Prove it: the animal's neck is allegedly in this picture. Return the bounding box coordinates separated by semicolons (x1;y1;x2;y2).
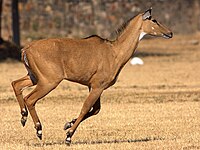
113;15;143;67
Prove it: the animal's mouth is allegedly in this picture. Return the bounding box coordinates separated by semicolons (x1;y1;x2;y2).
162;32;173;39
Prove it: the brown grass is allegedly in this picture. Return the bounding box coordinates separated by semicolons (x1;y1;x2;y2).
1;34;200;149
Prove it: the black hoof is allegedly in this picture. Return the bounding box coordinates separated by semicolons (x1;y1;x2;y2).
21;117;27;127
65;130;73;145
64;119;76;130
37;130;42;140
65;137;71;146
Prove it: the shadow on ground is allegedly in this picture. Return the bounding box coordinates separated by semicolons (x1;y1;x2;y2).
27;136;164;147
135;52;178;58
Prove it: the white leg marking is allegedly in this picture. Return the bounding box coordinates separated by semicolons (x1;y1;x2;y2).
36;122;41;126
38;130;42;134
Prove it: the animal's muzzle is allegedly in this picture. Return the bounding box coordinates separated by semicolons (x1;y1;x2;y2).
162;32;173;39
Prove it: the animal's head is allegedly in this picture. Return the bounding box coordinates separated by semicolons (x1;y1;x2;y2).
141;8;173;39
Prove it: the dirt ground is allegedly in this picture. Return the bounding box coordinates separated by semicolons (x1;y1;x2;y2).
0;34;200;149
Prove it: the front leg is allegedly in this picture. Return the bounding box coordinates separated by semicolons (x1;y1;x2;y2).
64;97;101;130
65;88;103;145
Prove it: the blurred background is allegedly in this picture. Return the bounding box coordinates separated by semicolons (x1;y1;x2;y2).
0;0;199;61
1;1;200;148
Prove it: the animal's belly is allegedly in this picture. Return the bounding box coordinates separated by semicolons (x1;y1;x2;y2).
64;66;96;86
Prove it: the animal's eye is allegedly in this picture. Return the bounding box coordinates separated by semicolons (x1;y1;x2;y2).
152;19;157;23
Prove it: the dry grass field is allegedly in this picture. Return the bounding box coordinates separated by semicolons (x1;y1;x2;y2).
0;34;200;149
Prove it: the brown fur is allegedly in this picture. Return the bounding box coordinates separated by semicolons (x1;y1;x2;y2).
11;9;172;143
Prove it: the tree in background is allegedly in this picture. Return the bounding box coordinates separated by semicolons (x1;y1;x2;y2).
12;0;20;46
0;0;21;61
0;0;2;39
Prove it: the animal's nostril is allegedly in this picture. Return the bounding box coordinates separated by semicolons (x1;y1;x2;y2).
169;32;173;38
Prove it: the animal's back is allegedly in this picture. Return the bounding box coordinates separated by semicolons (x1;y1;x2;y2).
22;36;113;85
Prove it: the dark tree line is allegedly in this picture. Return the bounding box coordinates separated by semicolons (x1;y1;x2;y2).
0;0;20;46
0;0;21;61
0;0;2;40
12;0;20;46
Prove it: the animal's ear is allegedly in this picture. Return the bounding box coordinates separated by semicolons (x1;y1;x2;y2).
142;8;152;20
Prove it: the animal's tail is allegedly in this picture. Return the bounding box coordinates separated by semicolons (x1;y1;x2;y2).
21;49;29;67
21;49;37;85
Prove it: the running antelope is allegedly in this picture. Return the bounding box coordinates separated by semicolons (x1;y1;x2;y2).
11;8;172;144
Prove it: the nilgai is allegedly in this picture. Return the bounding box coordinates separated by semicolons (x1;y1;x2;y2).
11;8;173;145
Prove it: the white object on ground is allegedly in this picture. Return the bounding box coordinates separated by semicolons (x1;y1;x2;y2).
130;57;144;65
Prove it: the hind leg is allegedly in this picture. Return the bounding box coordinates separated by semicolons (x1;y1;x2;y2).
11;75;35;126
24;80;59;140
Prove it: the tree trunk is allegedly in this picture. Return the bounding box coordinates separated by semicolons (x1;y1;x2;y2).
12;0;20;46
0;0;3;38
193;0;200;31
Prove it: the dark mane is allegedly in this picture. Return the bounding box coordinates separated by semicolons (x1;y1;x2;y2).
84;35;102;39
83;35;110;42
115;16;136;37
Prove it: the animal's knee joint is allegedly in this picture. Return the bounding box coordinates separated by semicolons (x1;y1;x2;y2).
24;97;35;108
11;81;22;95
